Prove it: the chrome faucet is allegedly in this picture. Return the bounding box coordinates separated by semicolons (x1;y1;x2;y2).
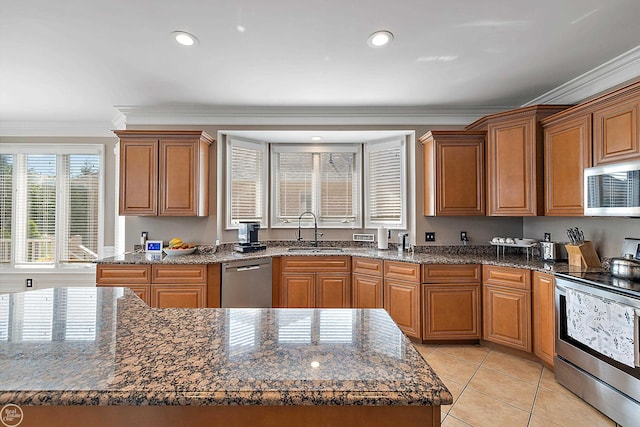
297;211;323;247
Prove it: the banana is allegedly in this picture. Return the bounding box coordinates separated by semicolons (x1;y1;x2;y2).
169;237;182;247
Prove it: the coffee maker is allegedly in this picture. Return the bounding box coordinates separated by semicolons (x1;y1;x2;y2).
234;221;267;253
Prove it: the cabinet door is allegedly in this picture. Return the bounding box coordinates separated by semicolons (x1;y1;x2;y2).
384;280;421;339
487;116;538;216
159;139;199;216
151;284;206;308
316;273;351;308
533;272;555;366
436;138;485;215
544;114;592;216
281;273;315;308
352;273;383;308
483;284;531;352
593;98;640;165
119;139;158;215
422;284;480;341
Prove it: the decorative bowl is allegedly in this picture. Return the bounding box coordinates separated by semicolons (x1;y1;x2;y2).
163;247;196;256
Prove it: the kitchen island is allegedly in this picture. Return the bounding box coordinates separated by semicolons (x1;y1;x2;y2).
0;287;451;427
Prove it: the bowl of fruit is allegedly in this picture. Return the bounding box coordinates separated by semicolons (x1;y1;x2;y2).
163;238;196;256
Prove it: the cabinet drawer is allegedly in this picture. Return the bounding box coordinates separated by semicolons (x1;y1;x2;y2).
281;256;350;272
152;265;207;284
422;264;480;284
352;257;383;276
482;265;530;290
384;261;420;283
96;265;151;284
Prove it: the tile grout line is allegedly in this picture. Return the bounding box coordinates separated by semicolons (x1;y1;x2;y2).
526;364;545;427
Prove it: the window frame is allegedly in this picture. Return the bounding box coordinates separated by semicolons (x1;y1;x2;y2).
270;144;362;228
0;144;105;270
363;137;407;229
225;137;269;230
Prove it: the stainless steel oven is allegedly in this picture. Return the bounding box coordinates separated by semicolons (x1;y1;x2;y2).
555;273;640;426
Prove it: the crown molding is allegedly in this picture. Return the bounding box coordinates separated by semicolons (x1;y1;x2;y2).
523;45;640;106
0;120;118;137
115;105;512;126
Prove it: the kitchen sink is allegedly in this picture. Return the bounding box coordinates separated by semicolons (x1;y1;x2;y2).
287;247;344;253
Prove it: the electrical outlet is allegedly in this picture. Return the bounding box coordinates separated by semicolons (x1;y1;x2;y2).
544;232;551;242
460;231;468;241
425;232;436;242
25;278;33;288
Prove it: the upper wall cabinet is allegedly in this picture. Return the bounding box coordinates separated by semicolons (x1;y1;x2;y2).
115;130;214;216
467;106;569;216
593;91;640;165
541;112;592;216
420;131;486;216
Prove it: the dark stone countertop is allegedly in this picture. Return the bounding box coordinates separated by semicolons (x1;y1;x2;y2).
0;287;452;407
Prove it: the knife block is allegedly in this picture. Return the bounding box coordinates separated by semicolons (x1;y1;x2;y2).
565;241;601;268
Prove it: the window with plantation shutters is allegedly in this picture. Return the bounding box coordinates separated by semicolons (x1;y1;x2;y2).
272;145;361;228
364;139;406;228
0;145;103;267
227;139;267;228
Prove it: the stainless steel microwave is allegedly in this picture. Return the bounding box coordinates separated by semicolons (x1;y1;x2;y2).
584;160;640;216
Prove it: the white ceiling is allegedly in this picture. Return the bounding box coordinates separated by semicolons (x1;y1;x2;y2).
1;0;640;132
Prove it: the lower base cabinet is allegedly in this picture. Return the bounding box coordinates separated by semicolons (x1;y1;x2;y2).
384;280;421;339
533;271;555;366
96;264;207;308
482;265;532;352
421;264;481;341
422;284;480;340
280;257;351;308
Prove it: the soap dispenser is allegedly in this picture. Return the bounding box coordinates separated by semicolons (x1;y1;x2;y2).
397;233;408;253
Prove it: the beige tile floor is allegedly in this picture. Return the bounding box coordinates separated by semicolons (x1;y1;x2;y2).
413;343;619;427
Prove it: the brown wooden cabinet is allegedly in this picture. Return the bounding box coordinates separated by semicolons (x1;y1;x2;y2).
482;265;532;352
542;112;592;216
593;96;640;165
96;264;208;308
533;271;555;366
421;264;481;341
115;130;213;216
467;105;569;216
352;257;384;308
96;264;152;305
420;131;486;216
280;256;351;308
383;261;421;339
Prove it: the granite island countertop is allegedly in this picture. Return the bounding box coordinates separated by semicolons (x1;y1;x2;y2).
95;244;590;274
0;287;452;408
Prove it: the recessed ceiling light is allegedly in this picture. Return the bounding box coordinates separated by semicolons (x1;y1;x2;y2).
171;31;199;46
237;25;246;33
311;136;322;141
367;30;394;48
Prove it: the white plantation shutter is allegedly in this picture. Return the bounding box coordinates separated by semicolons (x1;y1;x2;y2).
0;154;12;263
62;155;100;262
365;139;406;228
227;139;268;228
25;155;57;263
319;153;356;223
227;139;267;227
275;152;313;220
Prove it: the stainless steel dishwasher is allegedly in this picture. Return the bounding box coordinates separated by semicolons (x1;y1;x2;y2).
221;258;272;307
